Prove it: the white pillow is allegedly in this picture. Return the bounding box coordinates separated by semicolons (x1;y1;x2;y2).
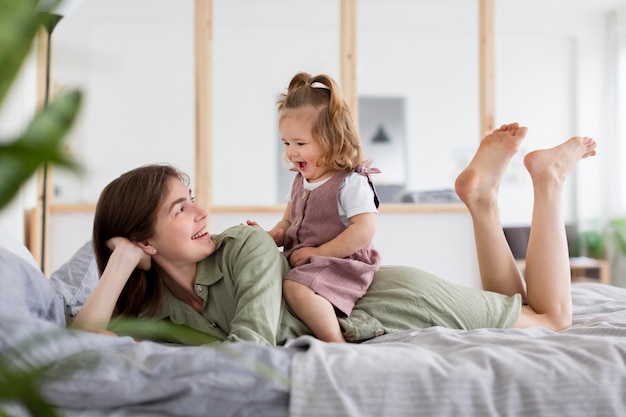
0;223;38;269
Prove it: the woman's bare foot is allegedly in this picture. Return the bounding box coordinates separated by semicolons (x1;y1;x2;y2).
455;123;528;209
523;136;597;185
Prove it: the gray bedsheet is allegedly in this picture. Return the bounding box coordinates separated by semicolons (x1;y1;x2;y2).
288;283;626;417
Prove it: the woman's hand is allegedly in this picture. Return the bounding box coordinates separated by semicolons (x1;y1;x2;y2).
106;237;152;270
72;237;149;332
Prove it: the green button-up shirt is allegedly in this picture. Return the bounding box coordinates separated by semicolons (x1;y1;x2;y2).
148;225;310;346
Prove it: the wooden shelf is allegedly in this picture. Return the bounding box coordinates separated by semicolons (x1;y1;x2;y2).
515;257;610;285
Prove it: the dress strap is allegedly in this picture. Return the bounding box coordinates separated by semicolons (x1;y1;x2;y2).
353;164;381;208
354;165;381;176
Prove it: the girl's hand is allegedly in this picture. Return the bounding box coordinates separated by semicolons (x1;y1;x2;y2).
245;220;285;246
267;228;285;246
289;246;317;267
106;237;152;270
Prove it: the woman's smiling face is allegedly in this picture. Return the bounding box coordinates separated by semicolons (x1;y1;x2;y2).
279;105;333;183
148;177;216;265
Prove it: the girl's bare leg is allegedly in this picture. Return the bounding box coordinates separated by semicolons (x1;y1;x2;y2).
455;123;528;297
516;136;597;330
283;280;346;343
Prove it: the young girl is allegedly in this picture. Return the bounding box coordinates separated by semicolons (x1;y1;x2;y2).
249;72;381;343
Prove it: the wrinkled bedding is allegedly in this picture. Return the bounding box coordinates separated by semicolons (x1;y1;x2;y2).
288;283;626;417
0;246;292;417
1;243;626;417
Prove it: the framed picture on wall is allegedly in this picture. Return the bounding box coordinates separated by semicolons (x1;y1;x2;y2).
359;96;407;203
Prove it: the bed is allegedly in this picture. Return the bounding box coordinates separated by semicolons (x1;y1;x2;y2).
1;236;626;417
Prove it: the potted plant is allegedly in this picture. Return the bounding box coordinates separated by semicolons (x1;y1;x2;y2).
577;219;626;260
0;0;81;209
576;218;626;287
1;0;81;415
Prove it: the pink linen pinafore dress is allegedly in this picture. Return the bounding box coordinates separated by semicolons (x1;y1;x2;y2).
282;166;381;317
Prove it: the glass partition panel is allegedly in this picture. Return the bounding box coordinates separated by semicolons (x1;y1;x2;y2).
358;0;479;202
53;0;195;204
212;0;340;206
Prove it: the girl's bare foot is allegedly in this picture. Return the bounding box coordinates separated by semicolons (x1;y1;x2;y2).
523;136;597;185
455;123;528;209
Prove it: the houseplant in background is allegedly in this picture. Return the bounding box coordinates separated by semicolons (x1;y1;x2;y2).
0;0;81;210
1;0;81;415
577;218;626;287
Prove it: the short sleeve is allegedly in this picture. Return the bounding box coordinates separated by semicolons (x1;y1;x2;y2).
339;172;378;219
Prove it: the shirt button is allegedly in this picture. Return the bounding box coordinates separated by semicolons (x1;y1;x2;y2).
374;329;384;337
301;191;307;199
194;284;203;294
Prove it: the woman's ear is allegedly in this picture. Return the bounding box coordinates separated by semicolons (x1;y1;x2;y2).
136;241;157;255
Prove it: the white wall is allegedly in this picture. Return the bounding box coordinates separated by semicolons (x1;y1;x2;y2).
48;208;480;288
495;1;617;227
189;208;481;289
52;0;196;204
0;50;38;245
36;0;619;214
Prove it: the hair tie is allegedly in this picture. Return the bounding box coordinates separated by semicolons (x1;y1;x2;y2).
308;81;328;90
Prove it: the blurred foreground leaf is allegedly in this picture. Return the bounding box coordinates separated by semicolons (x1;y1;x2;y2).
0;90;82;209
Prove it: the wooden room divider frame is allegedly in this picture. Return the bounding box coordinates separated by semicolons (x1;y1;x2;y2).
33;0;493;273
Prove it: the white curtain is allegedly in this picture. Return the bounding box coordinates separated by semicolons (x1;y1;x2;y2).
609;8;626;213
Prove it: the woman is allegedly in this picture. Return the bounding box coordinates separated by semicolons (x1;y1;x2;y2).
72;123;597;345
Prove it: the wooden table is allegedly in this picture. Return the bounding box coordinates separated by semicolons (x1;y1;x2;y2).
515;257;610;285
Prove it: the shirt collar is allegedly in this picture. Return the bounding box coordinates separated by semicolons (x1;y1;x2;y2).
148;228;240;319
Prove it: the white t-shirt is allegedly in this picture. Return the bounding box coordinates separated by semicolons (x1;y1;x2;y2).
287;172;378;226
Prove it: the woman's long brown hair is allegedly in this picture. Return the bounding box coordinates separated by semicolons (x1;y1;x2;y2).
92;164;189;318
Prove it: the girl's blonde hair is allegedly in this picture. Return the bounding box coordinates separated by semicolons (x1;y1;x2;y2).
278;72;367;171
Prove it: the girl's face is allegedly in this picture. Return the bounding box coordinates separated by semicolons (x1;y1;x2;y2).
279;106;333;183
148;177;216;267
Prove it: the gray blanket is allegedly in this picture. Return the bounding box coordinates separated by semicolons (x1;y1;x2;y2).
1;247;292;417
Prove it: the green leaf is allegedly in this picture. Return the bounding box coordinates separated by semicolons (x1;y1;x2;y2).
0;89;82;209
0;366;58;417
0;0;59;104
0;0;81;414
109;319;223;346
611;219;626;255
580;230;606;259
0;330;67;417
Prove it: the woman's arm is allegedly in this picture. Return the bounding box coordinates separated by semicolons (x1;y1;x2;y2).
71;238;147;332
